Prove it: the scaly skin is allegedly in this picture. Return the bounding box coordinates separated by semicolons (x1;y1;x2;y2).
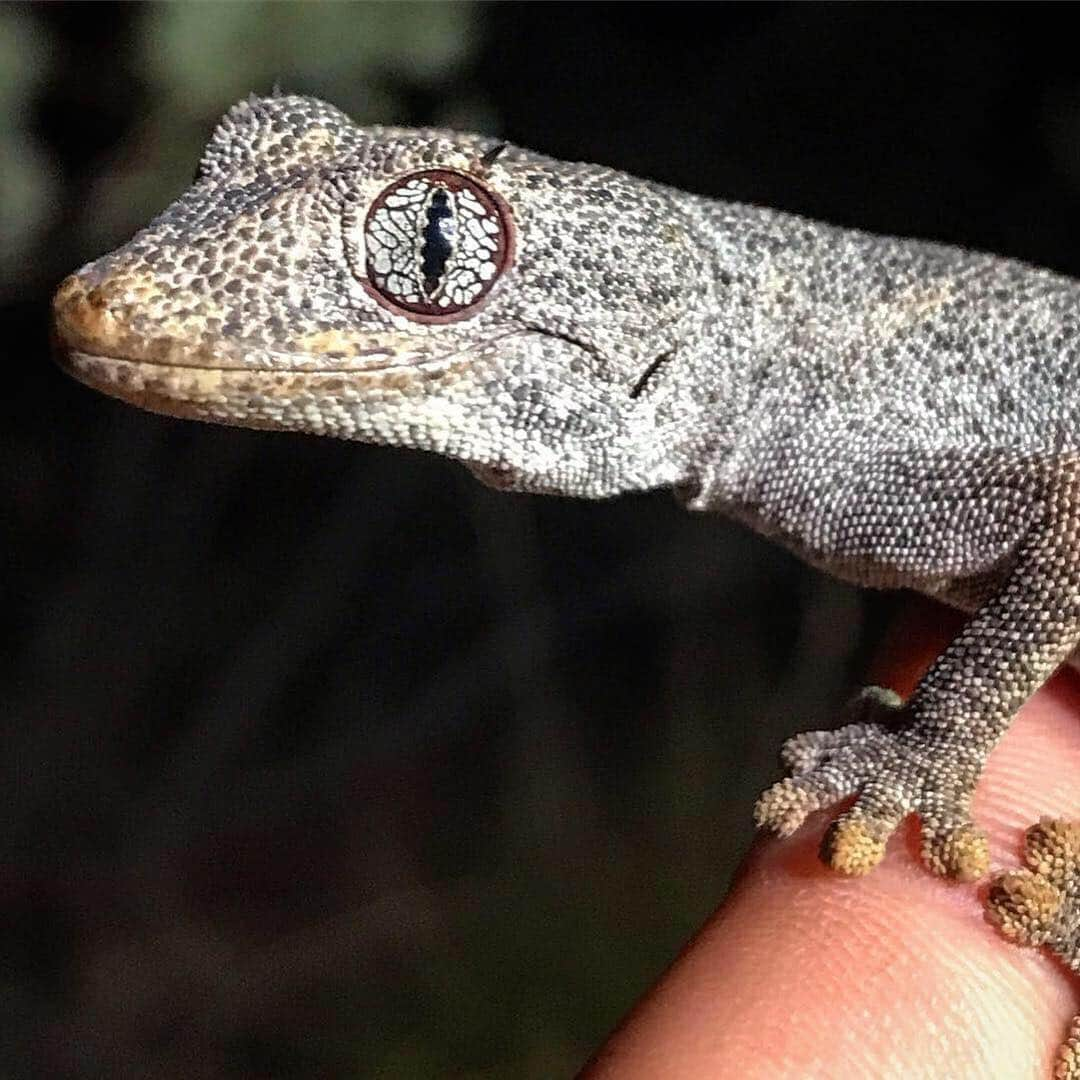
989;820;1080;1079
51;92;1080;1062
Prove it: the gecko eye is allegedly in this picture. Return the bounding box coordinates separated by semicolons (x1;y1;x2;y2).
363;169;513;320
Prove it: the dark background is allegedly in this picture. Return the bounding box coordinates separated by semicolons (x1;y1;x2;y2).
4;4;1080;1077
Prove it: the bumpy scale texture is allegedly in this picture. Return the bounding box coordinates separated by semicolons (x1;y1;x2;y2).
988;820;1080;1078
51;92;1080;1056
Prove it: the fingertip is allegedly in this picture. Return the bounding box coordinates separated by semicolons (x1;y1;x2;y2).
584;599;1080;1079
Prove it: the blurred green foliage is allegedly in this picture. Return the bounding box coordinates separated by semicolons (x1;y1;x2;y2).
1;2;483;297
148;1;478;107
0;7;53;288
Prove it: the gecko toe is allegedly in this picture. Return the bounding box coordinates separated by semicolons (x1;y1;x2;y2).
1023;817;1080;883
754;777;830;837
986;868;1062;945
1057;1017;1080;1080
821;809;895;875
922;820;989;881
780;721;887;775
779;686;901;775
754;750;873;838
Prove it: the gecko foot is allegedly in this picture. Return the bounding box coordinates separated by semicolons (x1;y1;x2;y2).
754;686;990;879
987;819;1080;1079
1058;1017;1080;1080
986;819;1080;946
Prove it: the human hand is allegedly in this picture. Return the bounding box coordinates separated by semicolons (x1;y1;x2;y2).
582;600;1080;1080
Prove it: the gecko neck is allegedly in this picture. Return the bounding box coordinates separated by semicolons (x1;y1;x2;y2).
649;197;935;508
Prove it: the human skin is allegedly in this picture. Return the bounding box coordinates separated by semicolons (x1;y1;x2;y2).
581;599;1080;1080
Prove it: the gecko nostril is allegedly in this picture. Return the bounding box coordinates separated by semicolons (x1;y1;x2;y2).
51;273;132;360
85;286;110;310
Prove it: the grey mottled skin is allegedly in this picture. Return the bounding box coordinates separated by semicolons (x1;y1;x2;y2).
51;93;1080;1064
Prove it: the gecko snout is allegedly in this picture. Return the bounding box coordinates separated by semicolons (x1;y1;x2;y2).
51;266;201;367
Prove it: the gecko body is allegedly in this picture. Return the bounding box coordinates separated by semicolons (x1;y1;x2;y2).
52;93;1080;1074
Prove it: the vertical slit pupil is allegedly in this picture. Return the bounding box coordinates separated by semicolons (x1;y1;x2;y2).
420;188;455;297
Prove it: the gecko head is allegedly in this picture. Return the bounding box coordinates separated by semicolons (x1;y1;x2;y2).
53;93;705;497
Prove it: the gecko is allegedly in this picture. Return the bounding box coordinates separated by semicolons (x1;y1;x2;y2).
51;92;1080;1071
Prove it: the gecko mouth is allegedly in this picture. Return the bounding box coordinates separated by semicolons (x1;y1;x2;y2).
50;271;483;374
53;344;487;433
51;271;532;425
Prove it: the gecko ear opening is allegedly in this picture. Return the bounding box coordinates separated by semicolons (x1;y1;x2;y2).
629;350;674;399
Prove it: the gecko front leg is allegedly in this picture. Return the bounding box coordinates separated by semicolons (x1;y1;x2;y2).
755;456;1080;879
